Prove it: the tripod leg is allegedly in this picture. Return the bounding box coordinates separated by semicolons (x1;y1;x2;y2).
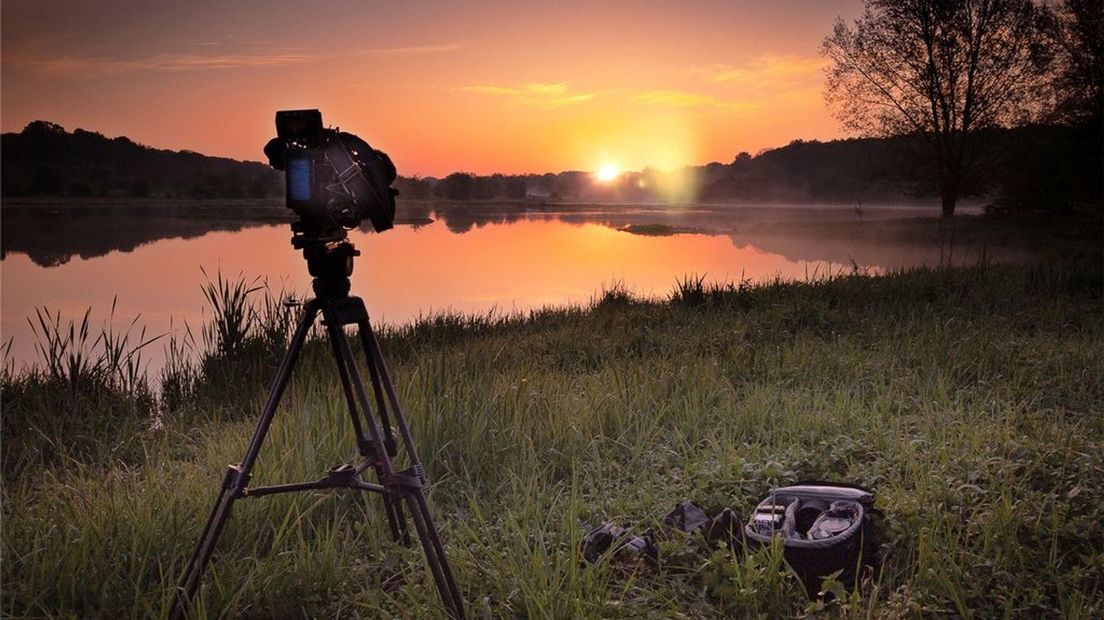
325;318;406;492
357;322;411;545
322;308;369;444
360;322;465;619
357;322;398;447
171;302;318;620
359;324;428;483
320;307;405;545
332;323;463;618
403;491;462;617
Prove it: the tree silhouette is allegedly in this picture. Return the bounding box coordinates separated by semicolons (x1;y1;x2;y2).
436;172;475;200
2;121;282;199
1050;0;1104;127
823;0;1051;217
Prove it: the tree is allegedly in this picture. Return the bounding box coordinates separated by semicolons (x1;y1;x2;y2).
436;172;475;200
823;0;1051;217
1050;0;1103;127
128;178;152;198
30;165;63;194
23;120;66;136
504;176;527;199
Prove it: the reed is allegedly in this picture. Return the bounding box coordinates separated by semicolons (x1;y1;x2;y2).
198;267;261;359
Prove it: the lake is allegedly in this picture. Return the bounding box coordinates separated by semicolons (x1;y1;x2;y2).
1;200;1027;375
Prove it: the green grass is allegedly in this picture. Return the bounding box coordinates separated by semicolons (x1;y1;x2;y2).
2;260;1102;618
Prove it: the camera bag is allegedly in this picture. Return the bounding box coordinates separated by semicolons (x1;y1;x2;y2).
743;481;880;595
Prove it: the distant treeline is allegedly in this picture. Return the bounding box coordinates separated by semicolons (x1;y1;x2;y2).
401;124;1099;214
392;140;919;205
1;121;283;199
3;119;1099;214
709;124;1101;214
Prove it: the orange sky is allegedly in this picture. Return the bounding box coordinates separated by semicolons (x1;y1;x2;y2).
1;1;863;176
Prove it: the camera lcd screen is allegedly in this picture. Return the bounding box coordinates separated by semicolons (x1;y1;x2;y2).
288;158;312;202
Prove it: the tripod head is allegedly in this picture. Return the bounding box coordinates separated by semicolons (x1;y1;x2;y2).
291;220;359;301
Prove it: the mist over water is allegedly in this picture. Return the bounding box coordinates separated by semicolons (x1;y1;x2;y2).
1;201;1029;374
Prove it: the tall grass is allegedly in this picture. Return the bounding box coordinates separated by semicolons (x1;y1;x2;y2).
26;297;162;395
2;259;1102;618
173;272;305;425
199;267;262;359
2;300;161;477
159;318;200;418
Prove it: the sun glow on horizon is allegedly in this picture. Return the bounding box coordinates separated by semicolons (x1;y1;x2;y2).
595;163;621;182
0;2;855;174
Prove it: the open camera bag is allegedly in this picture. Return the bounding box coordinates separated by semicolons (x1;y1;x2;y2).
743;481;880;594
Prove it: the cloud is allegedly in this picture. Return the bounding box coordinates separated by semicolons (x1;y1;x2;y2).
359;42;473;56
462;85;520;96
6;41;470;78
459;82;595;107
692;54;827;95
631;89;752;111
4;48;319;78
524;83;568;96
461;82;753;113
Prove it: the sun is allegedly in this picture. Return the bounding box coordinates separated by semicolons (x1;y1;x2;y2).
595;163;621;183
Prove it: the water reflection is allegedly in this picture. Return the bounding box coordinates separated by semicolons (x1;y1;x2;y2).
2;215;262;267
4;200;990;267
1;202;1028;373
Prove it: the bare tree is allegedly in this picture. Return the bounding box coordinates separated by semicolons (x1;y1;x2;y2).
823;0;1051;218
1050;0;1104;126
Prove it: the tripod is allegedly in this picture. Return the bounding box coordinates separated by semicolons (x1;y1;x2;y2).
172;236;464;619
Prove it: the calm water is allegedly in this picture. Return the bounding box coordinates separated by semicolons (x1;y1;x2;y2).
1;201;1024;375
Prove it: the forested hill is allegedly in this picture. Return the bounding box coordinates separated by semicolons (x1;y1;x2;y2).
3;120;1098;214
1;121;282;199
0;120;917;204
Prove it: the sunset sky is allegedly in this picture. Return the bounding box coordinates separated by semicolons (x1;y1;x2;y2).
2;1;864;176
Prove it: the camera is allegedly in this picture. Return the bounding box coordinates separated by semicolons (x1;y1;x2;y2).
264;109;397;237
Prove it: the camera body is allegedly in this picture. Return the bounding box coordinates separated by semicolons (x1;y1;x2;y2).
276;109;328;215
265;109;397;239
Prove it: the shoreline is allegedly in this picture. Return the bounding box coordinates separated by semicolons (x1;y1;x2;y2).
1;195;980;212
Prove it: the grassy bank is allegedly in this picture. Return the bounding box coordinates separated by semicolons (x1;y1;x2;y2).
2;260;1102;618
